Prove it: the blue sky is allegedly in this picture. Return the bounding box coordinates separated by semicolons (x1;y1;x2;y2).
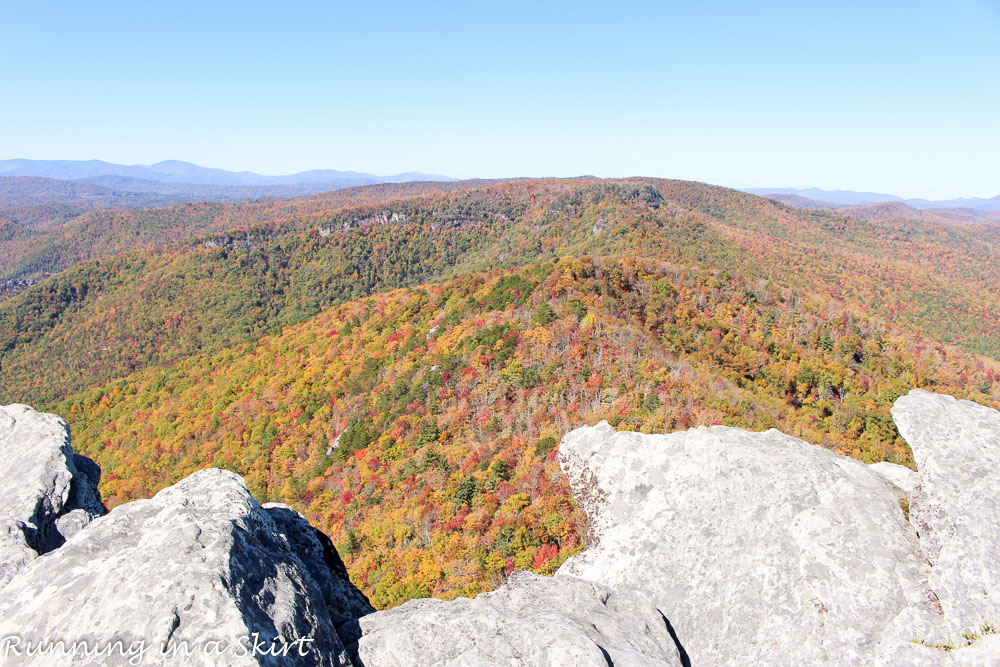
1;1;997;198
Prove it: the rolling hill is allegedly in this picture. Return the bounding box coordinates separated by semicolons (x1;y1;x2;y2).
746;186;1000;211
3;178;1000;407
0;162;464;247
762;195;1000;226
0;176;198;228
0;179;509;281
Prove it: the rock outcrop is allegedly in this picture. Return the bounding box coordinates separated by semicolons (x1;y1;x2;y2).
0;469;368;666
353;570;683;666
556;421;937;665
1;390;998;666
891;390;1000;641
0;404;105;588
553;389;1000;665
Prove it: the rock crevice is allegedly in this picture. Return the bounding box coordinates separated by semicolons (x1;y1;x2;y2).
0;468;370;666
0;404;105;588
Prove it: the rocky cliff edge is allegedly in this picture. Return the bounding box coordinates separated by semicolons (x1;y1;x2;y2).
1;391;998;665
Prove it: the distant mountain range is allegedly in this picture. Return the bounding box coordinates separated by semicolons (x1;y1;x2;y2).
755;194;1000;225
5;162;995;213
742;187;1000;211
0;160;460;224
0;159;456;188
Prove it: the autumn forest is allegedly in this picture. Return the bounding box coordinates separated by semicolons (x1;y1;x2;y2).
2;177;999;608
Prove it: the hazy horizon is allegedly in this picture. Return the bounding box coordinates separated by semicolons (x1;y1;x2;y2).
1;157;997;202
2;1;997;199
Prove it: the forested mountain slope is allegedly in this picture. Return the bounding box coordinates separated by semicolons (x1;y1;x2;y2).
0;175;193;219
764;194;1000;226
0;178;510;280
3;178;1000;405
52;258;999;608
0;174;451;231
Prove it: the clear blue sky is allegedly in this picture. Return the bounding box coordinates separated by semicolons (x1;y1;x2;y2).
1;1;997;198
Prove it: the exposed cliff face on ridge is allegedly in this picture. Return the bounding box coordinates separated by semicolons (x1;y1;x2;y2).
0;404;105;588
0;391;998;666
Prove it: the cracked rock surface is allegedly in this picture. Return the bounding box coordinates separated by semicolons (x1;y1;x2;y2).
353;570;682;666
2;391;999;665
556;421;938;665
554;390;1000;665
890;390;1000;651
0;404;105;588
0;468;367;666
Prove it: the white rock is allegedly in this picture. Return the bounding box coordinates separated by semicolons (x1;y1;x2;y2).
0;469;366;666
0;404;104;588
263;502;374;639
354;570;682;666
870;461;921;497
327;432;342;457
875;631;1000;666
942;633;1000;665
557;421;938;665
892;390;1000;639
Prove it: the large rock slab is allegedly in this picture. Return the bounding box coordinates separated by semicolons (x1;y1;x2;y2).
0;404;105;588
353;570;682;666
3;391;997;665
556;421;939;665
892;389;1000;639
0;469;370;666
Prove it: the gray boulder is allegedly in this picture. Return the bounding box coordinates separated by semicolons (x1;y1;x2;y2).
4;391;999;666
353;570;683;666
556;421;939;665
0;468;370;666
892;390;1000;641
0;404;105;588
263;503;374;642
350;392;1000;665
